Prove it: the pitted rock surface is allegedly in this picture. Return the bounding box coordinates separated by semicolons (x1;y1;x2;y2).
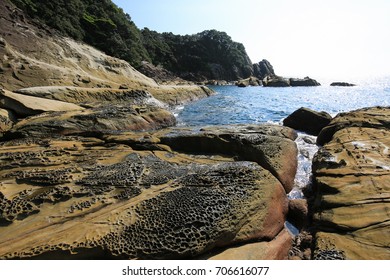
157;124;298;193
0;133;288;259
312;107;390;259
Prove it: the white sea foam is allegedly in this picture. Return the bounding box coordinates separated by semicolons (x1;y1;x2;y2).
288;133;319;199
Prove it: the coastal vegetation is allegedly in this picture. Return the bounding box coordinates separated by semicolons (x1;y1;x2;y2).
10;0;253;80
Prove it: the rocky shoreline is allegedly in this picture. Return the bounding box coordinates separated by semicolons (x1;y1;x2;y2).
1;0;388;260
1;81;389;259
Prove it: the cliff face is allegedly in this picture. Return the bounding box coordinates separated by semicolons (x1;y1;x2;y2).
10;0;255;82
0;1;158;91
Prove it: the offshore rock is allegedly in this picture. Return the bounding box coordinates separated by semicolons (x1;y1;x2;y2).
289;77;321;87
263;75;290;87
330;82;356;87
283;107;332;136
236;76;262;87
0;133;288;259
253;59;275;80
311;107;390;259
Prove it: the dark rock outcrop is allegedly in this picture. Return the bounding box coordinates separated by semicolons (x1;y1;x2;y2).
283;107;332;136
253;59;275;80
330;82;356;87
289;77;321;87
311;106;390;259
262;74;320;88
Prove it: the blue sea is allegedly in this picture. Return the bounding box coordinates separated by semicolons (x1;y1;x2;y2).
176;76;390;126
175;76;390;199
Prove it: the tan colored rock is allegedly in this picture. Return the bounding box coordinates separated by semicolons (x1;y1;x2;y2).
15;85;214;107
158;124;298;193
317;106;390;145
312;107;390;259
205;229;292;260
0;89;83;117
0;136;288;259
6;104;176;138
0;2;214;106
0;108;16;133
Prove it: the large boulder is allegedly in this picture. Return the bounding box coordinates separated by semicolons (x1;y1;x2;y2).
283;107;332;136
157;124;298;193
311;107;390;259
204;229;292;260
0;129;289;259
289;77;321;87
317;106;390;145
0;89;83;117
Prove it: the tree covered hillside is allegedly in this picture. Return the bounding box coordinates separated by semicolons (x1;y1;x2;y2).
11;0;253;81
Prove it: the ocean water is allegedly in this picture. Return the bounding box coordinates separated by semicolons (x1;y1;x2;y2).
176;77;390;126
175;76;390;198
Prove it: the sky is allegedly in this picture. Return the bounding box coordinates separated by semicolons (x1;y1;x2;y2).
112;0;390;80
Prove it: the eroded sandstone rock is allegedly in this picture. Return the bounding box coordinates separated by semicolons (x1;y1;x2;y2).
0;108;16;134
0;89;83;117
5;104;176;139
156;124;298;193
311;107;390;259
0;135;288;259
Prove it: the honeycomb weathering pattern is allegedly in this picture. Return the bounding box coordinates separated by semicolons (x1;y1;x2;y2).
0;126;290;259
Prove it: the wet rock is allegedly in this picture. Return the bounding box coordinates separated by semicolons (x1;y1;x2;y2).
311;107;390;259
283;107;332;136
0;136;288;259
0;88;83;117
288;231;312;260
